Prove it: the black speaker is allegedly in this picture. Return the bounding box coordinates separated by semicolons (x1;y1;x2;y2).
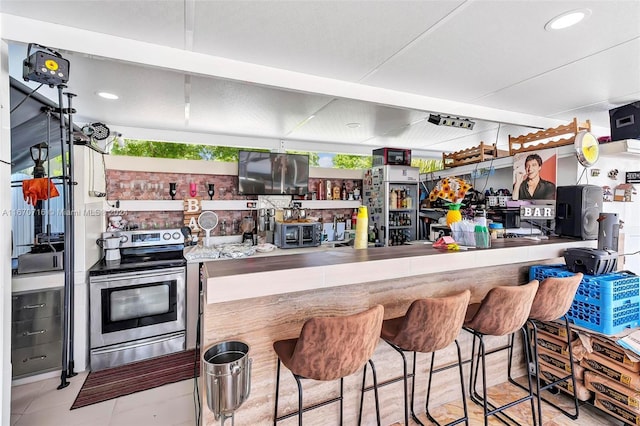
598;212;619;251
555;185;602;240
610;101;640;141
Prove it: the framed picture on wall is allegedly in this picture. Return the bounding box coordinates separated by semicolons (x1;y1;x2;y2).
512;148;558;201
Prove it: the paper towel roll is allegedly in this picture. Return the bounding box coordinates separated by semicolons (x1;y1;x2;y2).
354;206;368;249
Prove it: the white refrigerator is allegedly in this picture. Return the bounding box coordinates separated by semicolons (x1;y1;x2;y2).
363;165;419;246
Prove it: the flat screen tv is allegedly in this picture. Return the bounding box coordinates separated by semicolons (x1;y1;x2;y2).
238;151;309;195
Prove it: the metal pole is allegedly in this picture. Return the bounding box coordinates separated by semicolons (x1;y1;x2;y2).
57;84;70;390
63;91;77;378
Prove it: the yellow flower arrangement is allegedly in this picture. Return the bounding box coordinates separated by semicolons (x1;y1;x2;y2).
428;177;472;204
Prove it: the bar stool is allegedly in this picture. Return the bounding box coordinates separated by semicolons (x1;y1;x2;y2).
463;281;539;426
507;273;583;425
272;304;384;426
366;290;471;426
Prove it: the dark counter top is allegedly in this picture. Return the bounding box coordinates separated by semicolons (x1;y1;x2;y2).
203;237;596;304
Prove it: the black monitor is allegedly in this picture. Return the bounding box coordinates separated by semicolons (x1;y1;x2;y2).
237;151;309;195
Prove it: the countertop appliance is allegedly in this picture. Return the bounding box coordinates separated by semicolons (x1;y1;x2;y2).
274;221;322;249
363;165;419;246
88;228;186;370
372;147;412;166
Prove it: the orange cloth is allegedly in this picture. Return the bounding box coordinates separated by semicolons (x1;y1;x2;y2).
22;178;60;206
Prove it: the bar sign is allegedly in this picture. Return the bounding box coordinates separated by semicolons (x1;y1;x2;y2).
626;171;640;184
520;205;555;220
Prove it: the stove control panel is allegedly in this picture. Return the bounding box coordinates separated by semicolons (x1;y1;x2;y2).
109;228;185;248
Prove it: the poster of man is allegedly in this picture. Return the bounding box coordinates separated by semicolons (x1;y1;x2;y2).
512;148;557;200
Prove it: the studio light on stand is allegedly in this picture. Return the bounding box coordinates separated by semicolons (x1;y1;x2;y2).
428;114;475;130
30;142;49;178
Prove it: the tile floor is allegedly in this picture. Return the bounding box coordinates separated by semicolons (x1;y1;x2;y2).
11;372;620;426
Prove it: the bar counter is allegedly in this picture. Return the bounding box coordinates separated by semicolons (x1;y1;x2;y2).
201;237;595;425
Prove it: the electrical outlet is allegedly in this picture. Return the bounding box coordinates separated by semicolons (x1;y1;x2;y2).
246;202;257;208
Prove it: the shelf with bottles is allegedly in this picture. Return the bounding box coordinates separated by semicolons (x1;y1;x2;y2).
388;189;416;211
387;228;412;246
108;199;361;212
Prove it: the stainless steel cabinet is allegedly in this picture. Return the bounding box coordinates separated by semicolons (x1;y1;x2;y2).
11;288;63;378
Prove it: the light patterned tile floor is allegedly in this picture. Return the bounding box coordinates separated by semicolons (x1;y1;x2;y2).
11;372;621;425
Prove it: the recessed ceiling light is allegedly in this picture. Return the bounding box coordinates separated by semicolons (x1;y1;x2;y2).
346;122;361;129
545;9;591;31
96;91;119;100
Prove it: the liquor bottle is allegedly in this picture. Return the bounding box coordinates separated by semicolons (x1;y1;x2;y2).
353;181;360;201
351;208;358;229
326;180;332;200
318;180;325;200
390;189;397;210
332;184;341;201
341;181;347;200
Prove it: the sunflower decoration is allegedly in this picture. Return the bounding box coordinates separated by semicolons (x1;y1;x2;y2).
428;177;473;204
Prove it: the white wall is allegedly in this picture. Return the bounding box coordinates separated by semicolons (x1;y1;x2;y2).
578;154;640;274
67;145;106;373
0;37;13;426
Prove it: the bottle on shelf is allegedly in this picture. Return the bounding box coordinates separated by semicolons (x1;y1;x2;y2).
341;181;347;201
318;180;325;200
390;189;398;210
332;184;341;201
351;208;358;229
220;220;227;236
326;180;332;200
353;181;360;201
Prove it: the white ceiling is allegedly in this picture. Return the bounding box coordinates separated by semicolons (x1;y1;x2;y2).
1;0;639;159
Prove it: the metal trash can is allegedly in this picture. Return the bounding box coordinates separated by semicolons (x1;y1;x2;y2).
203;341;251;425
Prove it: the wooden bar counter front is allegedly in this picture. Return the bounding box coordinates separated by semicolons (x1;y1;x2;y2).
201;238;594;425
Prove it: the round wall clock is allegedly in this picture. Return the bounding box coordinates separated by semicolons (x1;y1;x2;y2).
574;130;600;167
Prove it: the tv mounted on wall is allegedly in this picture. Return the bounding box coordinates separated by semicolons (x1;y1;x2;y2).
237;151;309;195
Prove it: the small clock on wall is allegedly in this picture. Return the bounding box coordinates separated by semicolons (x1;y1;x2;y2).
574;130;600;167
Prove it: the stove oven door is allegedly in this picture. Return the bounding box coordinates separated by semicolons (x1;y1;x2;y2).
89;266;186;349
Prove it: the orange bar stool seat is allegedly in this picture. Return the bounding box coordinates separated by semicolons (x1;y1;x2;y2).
361;290;471;426
273;304;384;426
463;281;539;426
508;273;584;425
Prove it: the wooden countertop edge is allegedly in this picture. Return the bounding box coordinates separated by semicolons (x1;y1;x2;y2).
204;238;596;304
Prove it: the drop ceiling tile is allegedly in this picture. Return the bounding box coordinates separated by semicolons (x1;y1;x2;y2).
0;0;185;48
188;76;333;137
192;0;463;81
363;1;640;106
475;38;640;130
63;54;186;130
288;99;428;144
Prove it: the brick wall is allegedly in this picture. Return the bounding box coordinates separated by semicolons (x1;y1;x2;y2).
106;170;361;235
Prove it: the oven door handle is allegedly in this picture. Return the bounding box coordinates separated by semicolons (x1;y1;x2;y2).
91;332;184;354
89;267;186;283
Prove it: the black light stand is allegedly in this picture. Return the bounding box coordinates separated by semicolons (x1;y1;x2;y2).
65;91;78;381
56;86;78;390
21;43;76;390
